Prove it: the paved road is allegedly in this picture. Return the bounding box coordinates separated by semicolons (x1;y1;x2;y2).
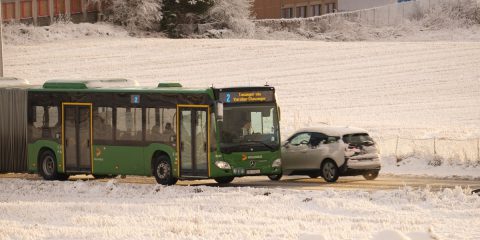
1;173;479;192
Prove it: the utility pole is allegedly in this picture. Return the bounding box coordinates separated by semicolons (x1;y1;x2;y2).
0;1;4;77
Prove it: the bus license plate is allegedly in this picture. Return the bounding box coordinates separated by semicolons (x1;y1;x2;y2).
246;169;260;175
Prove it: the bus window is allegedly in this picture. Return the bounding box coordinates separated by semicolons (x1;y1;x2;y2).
30;106;58;140
116;107;142;141
146;108;176;143
93;107;113;141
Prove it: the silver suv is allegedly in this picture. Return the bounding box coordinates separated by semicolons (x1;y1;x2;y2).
269;126;380;182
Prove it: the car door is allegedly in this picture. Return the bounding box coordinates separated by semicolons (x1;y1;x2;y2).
282;132;311;170
305;132;329;169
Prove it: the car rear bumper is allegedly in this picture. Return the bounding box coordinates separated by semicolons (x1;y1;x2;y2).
340;157;381;176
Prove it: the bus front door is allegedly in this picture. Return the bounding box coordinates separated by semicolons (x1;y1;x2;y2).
178;106;210;177
63;103;92;173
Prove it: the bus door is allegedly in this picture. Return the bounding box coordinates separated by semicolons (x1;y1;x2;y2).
62;103;93;173
177;105;210;177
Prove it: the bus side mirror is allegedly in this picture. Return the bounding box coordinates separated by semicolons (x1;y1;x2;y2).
217;102;224;121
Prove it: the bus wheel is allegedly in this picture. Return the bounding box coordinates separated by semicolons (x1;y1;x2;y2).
39;150;59;181
267;174;282;181
363;171;379;180
153;155;177;185
214;176;235;184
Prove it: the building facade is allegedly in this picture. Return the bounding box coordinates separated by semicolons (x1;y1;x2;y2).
1;0;100;25
254;0;338;19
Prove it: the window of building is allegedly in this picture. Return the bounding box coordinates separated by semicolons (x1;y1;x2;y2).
312;4;321;16
281;8;293;18
326;3;336;14
116;107;142;141
20;0;33;19
296;6;307;18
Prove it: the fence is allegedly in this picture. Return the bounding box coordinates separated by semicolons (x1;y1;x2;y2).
255;0;477;29
376;136;480;165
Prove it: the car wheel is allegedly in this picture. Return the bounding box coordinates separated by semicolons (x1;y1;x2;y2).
39;150;59;180
363;171;379;180
321;160;339;183
214;176;235;184
153;155;177;185
267;174;282;181
308;174;320;178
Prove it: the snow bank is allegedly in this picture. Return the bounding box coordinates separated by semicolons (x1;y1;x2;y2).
381;156;480;179
0;179;479;239
3;22;129;45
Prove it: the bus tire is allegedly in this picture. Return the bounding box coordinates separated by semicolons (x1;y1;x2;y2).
153;155;177;185
321;160;339;183
214;176;235;184
267;174;282;181
38;150;59;181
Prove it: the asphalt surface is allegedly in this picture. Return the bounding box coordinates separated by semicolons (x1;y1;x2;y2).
1;173;479;192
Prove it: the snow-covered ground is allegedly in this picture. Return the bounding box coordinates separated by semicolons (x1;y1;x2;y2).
0;178;479;240
5;36;480;139
381;156;480;179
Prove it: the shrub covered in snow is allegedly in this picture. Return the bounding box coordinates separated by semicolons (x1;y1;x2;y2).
100;0;163;31
207;0;255;37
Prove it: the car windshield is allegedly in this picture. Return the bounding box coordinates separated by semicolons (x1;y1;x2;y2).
220;104;280;153
342;133;374;145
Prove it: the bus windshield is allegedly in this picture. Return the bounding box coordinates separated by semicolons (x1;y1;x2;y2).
220;104;280;153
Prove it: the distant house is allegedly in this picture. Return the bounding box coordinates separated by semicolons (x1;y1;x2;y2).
1;0;100;26
253;0;339;19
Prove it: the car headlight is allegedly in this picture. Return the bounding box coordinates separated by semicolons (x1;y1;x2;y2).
272;158;282;168
215;161;231;170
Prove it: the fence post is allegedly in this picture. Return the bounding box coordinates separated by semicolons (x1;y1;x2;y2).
477;138;480;163
433;137;437;155
395;136;399;162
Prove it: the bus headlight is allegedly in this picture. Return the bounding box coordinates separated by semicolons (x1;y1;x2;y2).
215;161;231;170
272;158;282;168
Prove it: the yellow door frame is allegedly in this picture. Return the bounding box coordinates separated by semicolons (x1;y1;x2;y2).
176;104;211;177
61;102;94;173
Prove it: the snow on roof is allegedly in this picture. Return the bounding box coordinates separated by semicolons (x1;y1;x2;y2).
0;77;30;87
293;125;369;137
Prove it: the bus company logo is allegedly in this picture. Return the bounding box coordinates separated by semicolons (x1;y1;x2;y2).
95;147;102;157
241;153;247;161
249;160;256;167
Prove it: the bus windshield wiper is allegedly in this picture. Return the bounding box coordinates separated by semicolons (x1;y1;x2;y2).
244;140;275;151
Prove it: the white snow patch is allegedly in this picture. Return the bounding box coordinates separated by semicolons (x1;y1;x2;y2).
381;156;480;179
0;179;479;239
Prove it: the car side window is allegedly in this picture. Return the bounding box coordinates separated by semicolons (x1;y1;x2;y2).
310;133;328;147
289;133;311;146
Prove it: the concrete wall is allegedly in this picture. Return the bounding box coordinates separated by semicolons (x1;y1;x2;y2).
338;0;397;12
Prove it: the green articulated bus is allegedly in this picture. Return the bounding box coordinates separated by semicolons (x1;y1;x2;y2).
0;79;282;185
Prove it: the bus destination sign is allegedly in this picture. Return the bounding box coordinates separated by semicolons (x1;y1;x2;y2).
219;91;274;103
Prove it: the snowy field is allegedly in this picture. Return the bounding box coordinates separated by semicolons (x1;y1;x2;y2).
5;36;480;139
0;178;479;240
